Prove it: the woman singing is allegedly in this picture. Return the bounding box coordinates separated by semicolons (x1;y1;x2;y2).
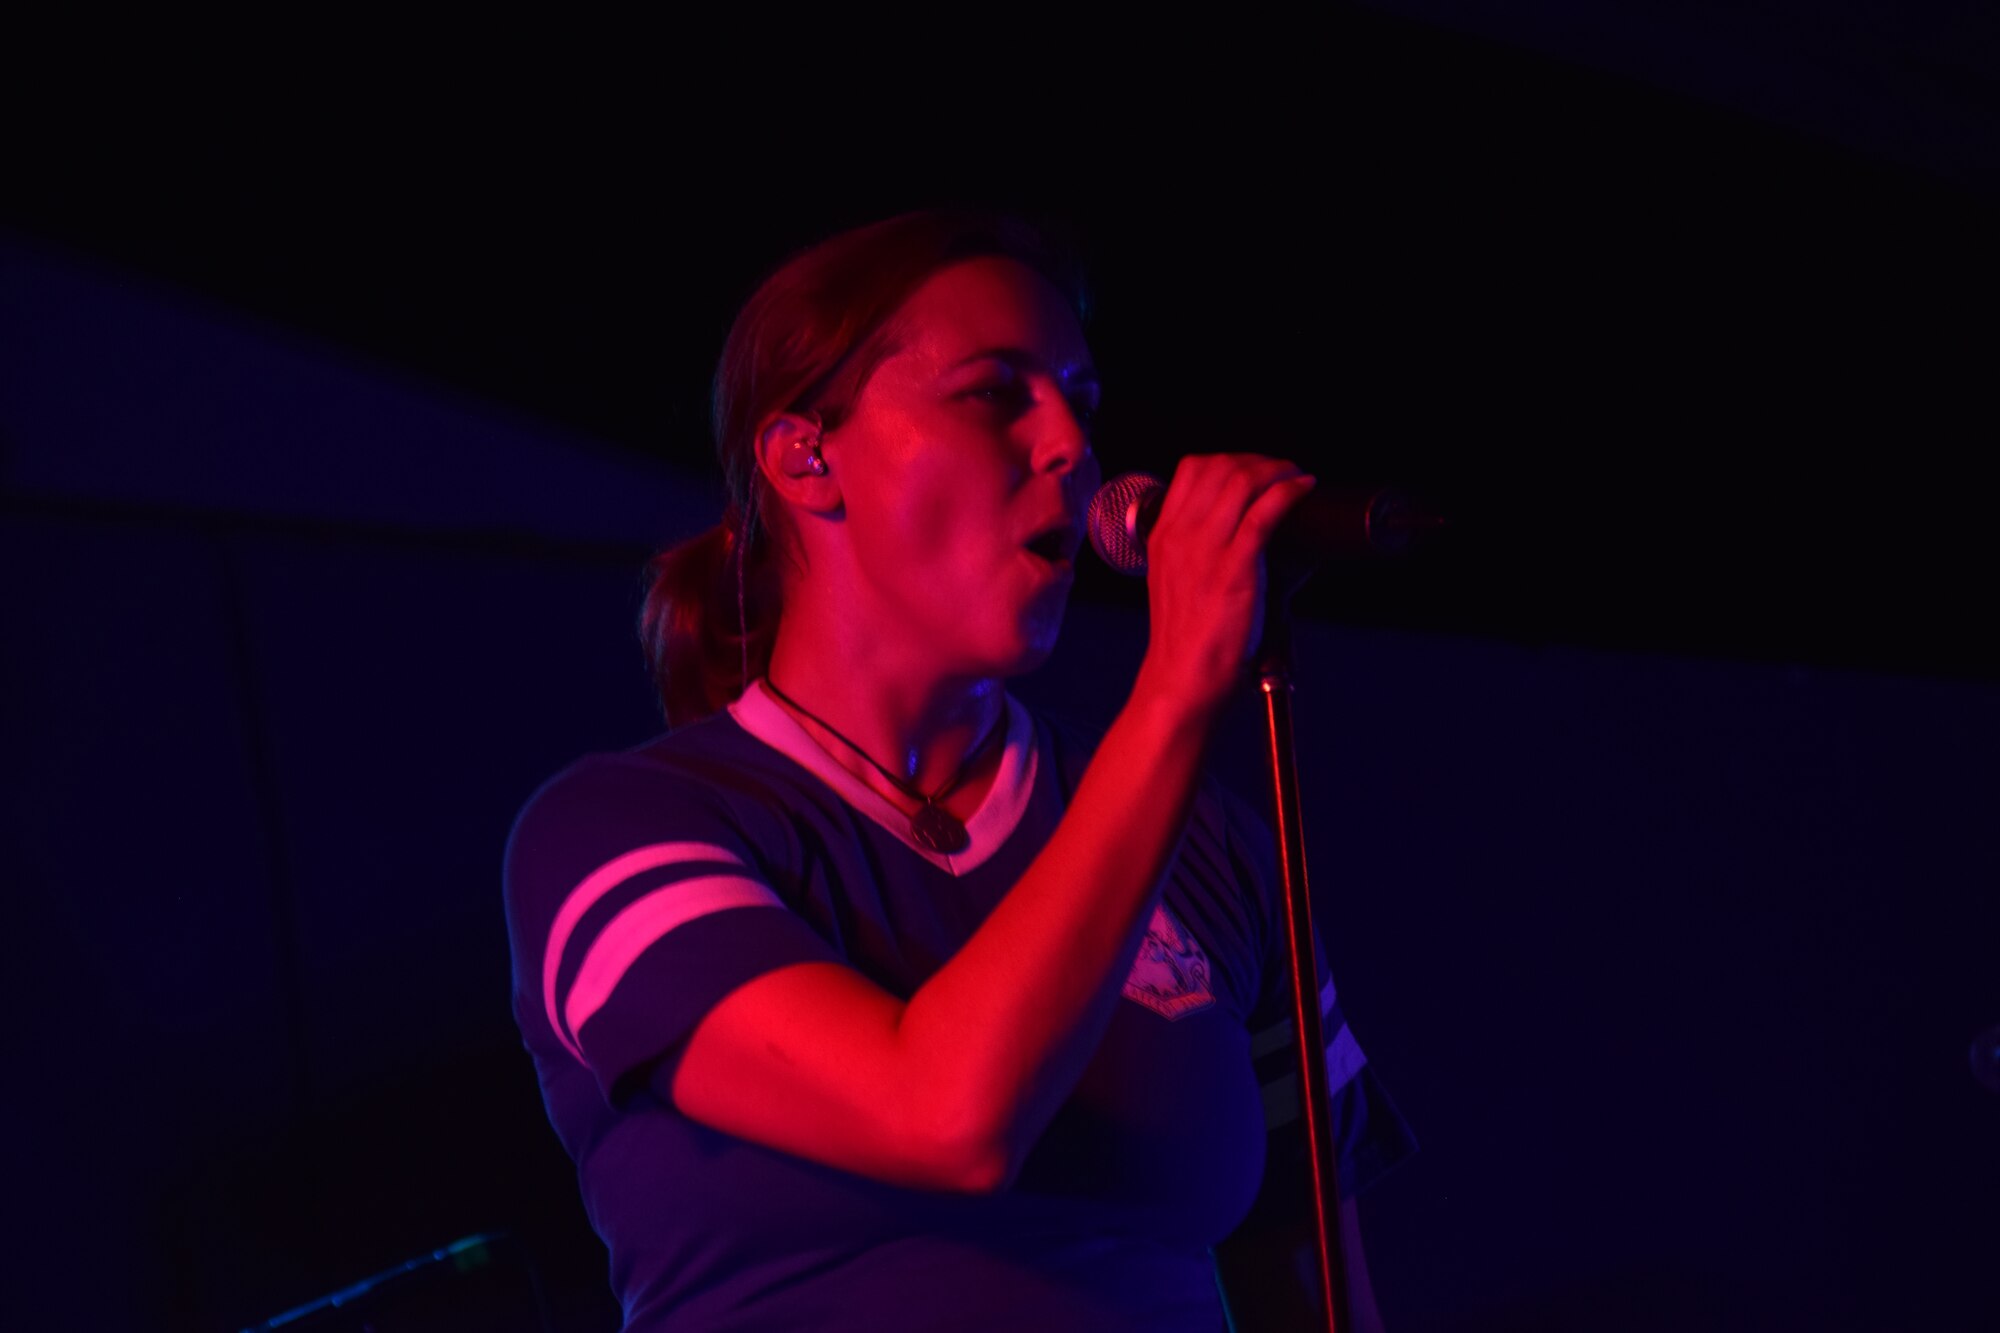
504;211;1414;1331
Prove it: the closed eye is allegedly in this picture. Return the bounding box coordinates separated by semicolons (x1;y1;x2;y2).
1065;385;1101;433
964;380;1034;415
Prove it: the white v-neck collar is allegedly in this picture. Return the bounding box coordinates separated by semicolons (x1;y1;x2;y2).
727;681;1038;877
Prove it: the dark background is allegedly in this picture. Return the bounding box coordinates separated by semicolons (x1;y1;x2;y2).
5;5;1997;1329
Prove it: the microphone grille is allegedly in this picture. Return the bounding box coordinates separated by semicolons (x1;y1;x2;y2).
1086;472;1164;577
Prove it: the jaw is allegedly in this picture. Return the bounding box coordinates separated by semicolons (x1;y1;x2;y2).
781;533;1075;685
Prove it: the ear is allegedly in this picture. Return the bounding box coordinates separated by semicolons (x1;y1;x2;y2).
754;411;843;516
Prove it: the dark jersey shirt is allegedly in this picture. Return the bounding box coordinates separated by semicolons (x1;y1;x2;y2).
504;684;1412;1331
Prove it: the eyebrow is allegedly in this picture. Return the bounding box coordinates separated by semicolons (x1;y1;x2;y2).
949;346;1099;387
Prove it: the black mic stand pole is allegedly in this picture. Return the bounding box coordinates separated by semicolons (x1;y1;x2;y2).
1254;569;1345;1333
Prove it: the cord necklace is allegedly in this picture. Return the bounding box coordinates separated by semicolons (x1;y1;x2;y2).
760;677;1001;855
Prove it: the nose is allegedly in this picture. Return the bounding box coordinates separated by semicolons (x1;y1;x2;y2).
1029;393;1093;479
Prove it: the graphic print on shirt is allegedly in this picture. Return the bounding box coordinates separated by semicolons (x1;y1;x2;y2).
1122;901;1217;1019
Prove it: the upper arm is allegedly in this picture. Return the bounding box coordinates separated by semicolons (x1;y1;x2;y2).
1211;1195;1379;1333
1226;782;1417;1198
1211;788;1409;1327
1213;1128;1386;1332
670;960;1006;1192
505;756;998;1194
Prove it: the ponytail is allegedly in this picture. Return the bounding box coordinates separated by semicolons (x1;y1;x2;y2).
637;513;778;728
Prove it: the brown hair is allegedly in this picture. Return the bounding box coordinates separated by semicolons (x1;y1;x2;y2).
639;210;1088;726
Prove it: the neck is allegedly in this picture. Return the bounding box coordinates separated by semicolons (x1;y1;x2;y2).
763;623;1006;802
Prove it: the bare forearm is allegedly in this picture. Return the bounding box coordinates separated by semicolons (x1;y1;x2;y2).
667;456;1318;1193
896;669;1215;1181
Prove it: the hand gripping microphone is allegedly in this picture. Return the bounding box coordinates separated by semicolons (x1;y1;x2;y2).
1085;472;1442;576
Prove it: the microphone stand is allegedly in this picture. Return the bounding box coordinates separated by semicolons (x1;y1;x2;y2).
1254;567;1345;1333
1088;474;1433;1330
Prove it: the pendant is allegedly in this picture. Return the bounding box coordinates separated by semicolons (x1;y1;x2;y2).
910;802;969;855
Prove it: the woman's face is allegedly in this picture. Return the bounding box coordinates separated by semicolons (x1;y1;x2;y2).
821;256;1102;681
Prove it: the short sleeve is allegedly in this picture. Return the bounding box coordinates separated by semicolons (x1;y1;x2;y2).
503;751;844;1104
1224;787;1418;1199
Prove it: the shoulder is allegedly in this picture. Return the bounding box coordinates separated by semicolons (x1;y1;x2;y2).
503;715;807;924
1022;700;1271;865
1177;739;1279;893
1021;704;1105;795
510;720;728;844
1027;698;1278;928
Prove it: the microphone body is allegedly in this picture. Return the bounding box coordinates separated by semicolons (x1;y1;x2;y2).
1086;472;1438;576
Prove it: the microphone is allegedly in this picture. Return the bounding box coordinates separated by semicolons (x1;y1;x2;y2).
1085;472;1443;576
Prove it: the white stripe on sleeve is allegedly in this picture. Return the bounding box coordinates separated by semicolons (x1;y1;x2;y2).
560;873;784;1056
540;841;749;1060
1259;1023;1369;1131
1249;974;1339;1060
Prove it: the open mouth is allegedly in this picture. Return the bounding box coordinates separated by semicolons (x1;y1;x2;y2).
1024;525;1080;568
1024;524;1088;572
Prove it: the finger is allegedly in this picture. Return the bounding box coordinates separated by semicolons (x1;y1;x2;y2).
1162;454;1303;505
1157;455;1306;540
1231;473;1318;551
1196;460;1310;540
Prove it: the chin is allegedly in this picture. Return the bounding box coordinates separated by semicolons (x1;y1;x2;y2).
1004;640;1059;678
957;623;1062;683
945;588;1071;680
1004;605;1069;675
